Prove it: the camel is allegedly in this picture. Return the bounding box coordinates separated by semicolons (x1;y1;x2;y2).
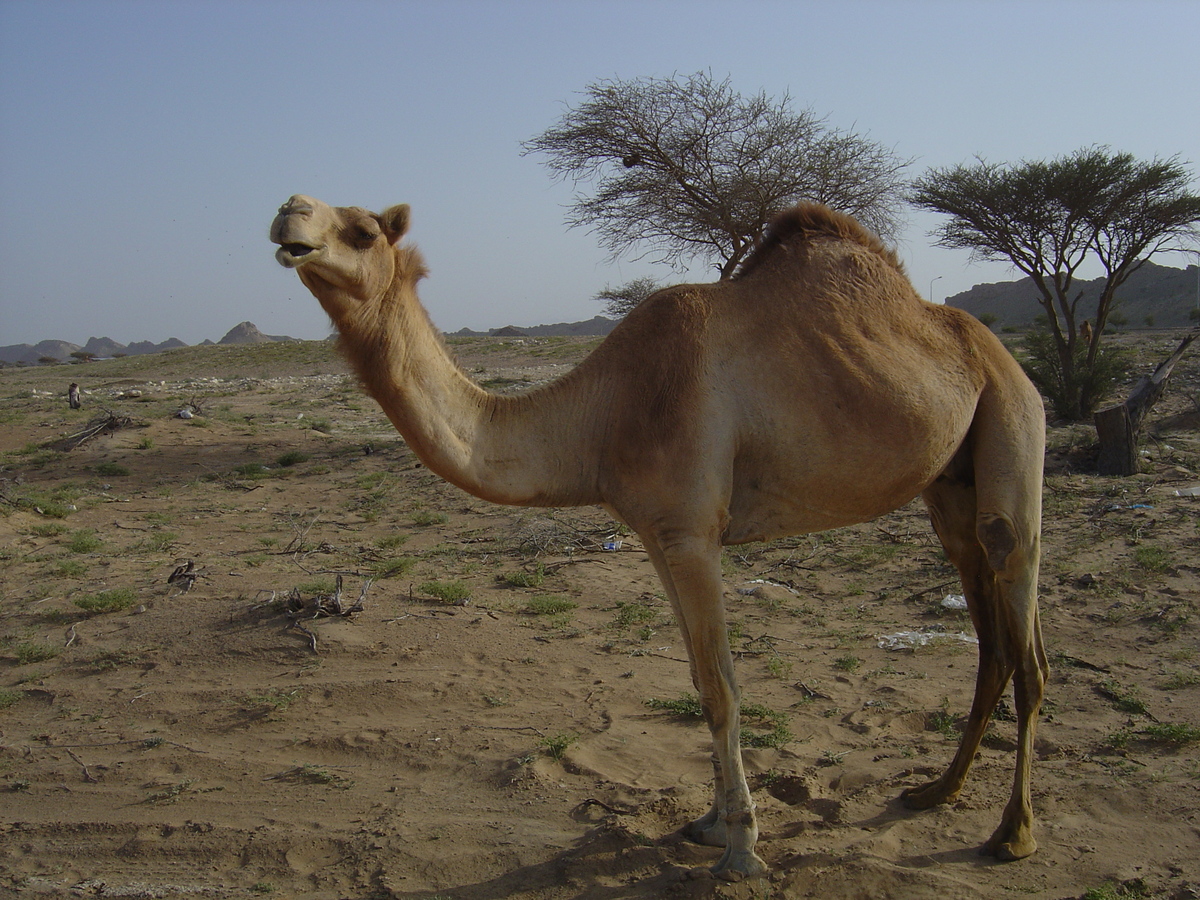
270;194;1048;880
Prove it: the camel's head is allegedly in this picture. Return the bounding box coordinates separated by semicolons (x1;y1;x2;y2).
271;194;412;314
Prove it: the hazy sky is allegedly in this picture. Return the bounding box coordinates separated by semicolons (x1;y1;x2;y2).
1;0;1197;346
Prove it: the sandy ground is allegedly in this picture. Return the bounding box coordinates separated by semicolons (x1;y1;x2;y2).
1;333;1198;900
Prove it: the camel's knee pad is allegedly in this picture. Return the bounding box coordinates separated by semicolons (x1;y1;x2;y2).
977;513;1019;573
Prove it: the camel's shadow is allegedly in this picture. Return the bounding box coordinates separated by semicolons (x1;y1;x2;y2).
380;818;730;900
379;794;1010;899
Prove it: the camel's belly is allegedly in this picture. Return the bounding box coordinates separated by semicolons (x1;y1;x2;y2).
722;437;953;544
723;481;923;545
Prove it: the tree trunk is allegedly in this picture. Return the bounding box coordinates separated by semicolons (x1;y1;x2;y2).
1093;329;1198;476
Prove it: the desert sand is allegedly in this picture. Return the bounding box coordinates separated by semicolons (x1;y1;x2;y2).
1;333;1198;899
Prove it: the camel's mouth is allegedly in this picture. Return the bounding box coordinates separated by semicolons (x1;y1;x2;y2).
274;242;323;268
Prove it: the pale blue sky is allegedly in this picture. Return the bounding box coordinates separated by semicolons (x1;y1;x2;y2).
1;0;1197;346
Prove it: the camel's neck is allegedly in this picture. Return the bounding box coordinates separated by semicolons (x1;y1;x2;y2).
331;273;605;508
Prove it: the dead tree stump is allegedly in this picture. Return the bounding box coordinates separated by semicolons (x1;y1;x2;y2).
1095;404;1137;475
1094;330;1197;476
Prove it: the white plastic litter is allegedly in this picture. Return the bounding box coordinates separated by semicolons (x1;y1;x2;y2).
1173;485;1200;497
876;630;978;651
736;579;798;596
941;594;968;610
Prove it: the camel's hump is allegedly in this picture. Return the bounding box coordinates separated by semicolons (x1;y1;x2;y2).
734;203;903;280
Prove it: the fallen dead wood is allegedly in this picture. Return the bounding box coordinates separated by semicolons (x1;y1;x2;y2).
51;408;141;451
167;560;203;593
283;574;372;652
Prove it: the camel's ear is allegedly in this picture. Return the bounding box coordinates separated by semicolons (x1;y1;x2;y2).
381;204;411;244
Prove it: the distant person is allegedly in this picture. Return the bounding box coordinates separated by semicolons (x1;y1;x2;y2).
68;383;82;409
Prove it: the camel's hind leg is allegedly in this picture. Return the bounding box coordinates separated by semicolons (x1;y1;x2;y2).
903;471;1011;811
905;400;1047;860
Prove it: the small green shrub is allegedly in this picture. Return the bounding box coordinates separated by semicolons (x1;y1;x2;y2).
833;654;861;673
294;578;337;596
1082;878;1150;900
0;688;24;709
247;689;300;713
611;600;656;629
1132;546;1172;573
1098;678;1148;715
95;461;130;477
539;731;578;760
930;707;960;740
74;588;138;614
1140;721;1200;744
231;462;269;478
136;531;178;553
525;595;577;616
419;580;471;605
1017;329;1130;419
645;693;791;747
502;564;545;588
30;523;68;537
738;701;793;749
66;529;102;553
1160;670;1200;690
14;642;59;665
646;694;704;718
276;451;309;467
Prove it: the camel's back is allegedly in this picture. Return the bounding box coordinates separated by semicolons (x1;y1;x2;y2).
591;204;1006;419
722;204;1029;385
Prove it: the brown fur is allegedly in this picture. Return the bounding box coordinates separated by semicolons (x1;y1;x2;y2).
272;195;1048;880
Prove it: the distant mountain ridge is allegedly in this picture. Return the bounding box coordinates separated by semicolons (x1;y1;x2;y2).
946;261;1200;329
6;263;1196;367
0;322;299;366
452;315;619;338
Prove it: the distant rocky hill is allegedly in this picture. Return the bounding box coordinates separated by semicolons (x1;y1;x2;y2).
0;322;298;366
218;321;296;345
947;261;1200;329
452;315;619;338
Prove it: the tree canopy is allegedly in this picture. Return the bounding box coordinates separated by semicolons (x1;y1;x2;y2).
912;147;1200;419
592;276;663;319
524;72;910;279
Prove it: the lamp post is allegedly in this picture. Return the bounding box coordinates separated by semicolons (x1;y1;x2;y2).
929;275;943;304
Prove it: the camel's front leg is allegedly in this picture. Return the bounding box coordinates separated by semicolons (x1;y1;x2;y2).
643;533;766;880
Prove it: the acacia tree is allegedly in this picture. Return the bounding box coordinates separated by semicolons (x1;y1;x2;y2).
524;72;910;279
911;147;1200;419
593;276;662;318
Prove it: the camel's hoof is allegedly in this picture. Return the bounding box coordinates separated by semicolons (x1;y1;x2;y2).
900;780;957;810
981;831;1037;861
710;849;768;881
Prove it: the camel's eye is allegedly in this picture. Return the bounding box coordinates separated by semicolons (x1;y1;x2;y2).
351;221;381;245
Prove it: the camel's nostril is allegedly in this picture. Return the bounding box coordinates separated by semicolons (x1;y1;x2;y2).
279;196;315;217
